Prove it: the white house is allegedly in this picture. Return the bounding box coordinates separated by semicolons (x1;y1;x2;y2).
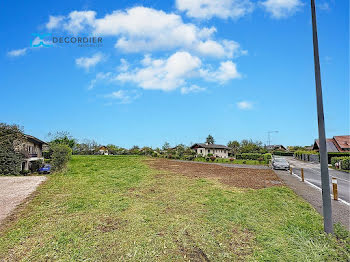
191;143;230;158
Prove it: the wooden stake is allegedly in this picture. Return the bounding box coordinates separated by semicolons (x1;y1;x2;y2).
301;168;304;182
332;177;338;201
290;166;293;175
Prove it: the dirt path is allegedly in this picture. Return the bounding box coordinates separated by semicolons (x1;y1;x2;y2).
0;176;46;224
146;158;282;189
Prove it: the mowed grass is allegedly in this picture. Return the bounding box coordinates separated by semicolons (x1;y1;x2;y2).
0;156;349;261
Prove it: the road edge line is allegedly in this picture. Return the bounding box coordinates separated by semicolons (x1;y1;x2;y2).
291;172;350;207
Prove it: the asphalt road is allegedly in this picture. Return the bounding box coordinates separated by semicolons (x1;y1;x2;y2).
282;156;350;203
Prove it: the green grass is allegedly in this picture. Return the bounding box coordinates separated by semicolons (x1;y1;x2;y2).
194;157;269;165
0;155;349;261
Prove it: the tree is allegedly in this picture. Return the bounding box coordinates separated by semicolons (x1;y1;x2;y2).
162;142;170;151
240;139;264;153
227;140;240;155
48;131;76;149
0;123;26;175
206;135;215;144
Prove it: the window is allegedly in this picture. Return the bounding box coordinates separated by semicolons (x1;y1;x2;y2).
208;149;210;153
200;149;202;153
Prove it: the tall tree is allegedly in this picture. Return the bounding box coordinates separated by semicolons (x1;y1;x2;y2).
0;123;26;175
206;134;215;144
227;140;240;155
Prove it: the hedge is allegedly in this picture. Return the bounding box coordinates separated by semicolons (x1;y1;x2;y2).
236;153;271;162
236;153;262;160
273;151;294;156
331;157;350;170
327;152;350;164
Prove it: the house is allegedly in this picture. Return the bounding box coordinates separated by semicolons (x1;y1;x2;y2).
266;145;286;151
191;143;230;158
98;146;109;155
313;135;350;152
21;135;47;171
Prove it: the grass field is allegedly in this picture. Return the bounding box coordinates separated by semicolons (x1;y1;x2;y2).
0;155;349;261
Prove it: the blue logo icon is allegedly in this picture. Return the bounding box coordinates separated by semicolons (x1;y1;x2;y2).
31;33;52;47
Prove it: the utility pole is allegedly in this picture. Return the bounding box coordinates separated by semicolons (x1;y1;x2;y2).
267;131;278;147
310;0;333;233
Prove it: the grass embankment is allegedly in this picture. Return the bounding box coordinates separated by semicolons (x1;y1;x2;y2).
194;157;269;166
0;155;349;261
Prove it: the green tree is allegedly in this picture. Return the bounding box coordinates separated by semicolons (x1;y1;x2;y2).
49;131;76;149
0;123;26;175
206;135;215;144
227;140;240;155
162;142;170;151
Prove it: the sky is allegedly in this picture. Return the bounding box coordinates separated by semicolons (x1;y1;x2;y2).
1;0;349;148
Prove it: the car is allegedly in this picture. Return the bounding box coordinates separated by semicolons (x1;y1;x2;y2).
272;158;290;170
38;164;51;174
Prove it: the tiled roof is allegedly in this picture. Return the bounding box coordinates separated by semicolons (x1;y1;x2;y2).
333;135;350;150
24;134;47;145
191;143;230;149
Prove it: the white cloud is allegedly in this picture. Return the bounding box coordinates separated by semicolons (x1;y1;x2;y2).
180;85;206;94
45;7;245;58
46;15;65;30
116;51;201;91
260;0;303;19
118;58;129;72
105;90;140;104
318;2;330;11
7;48;27;57
200;60;241;82
176;0;254;19
237;101;253;110
75;53;105;71
88;72;112;89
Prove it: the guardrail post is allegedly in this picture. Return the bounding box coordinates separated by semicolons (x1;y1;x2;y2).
290;166;293;175
301;168;304;182
332;177;338;201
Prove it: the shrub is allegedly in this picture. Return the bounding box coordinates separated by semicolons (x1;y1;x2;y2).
328;152;350;164
236;153;262;160
210;156;216;162
331;157;350;170
51;144;72;171
205;157;210;162
30;159;43;173
229;158;234;162
273;151;294;156
263;153;272;162
19;170;30;176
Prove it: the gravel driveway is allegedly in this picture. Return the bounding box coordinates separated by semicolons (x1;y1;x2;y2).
0;176;46;224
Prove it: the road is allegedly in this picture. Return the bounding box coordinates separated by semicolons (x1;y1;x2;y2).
283;156;350;204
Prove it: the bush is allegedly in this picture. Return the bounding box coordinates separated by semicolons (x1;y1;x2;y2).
236;153;262;160
51;144;72;171
210;156;216;161
331;157;350;170
273;151;294;156
229;158;234;162
328;152;350;164
263;153;272;162
30;159;43;173
19;170;30;176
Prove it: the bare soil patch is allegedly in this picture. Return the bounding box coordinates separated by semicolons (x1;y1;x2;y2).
146;159;283;189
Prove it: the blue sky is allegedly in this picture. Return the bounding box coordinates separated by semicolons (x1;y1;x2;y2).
1;0;348;148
